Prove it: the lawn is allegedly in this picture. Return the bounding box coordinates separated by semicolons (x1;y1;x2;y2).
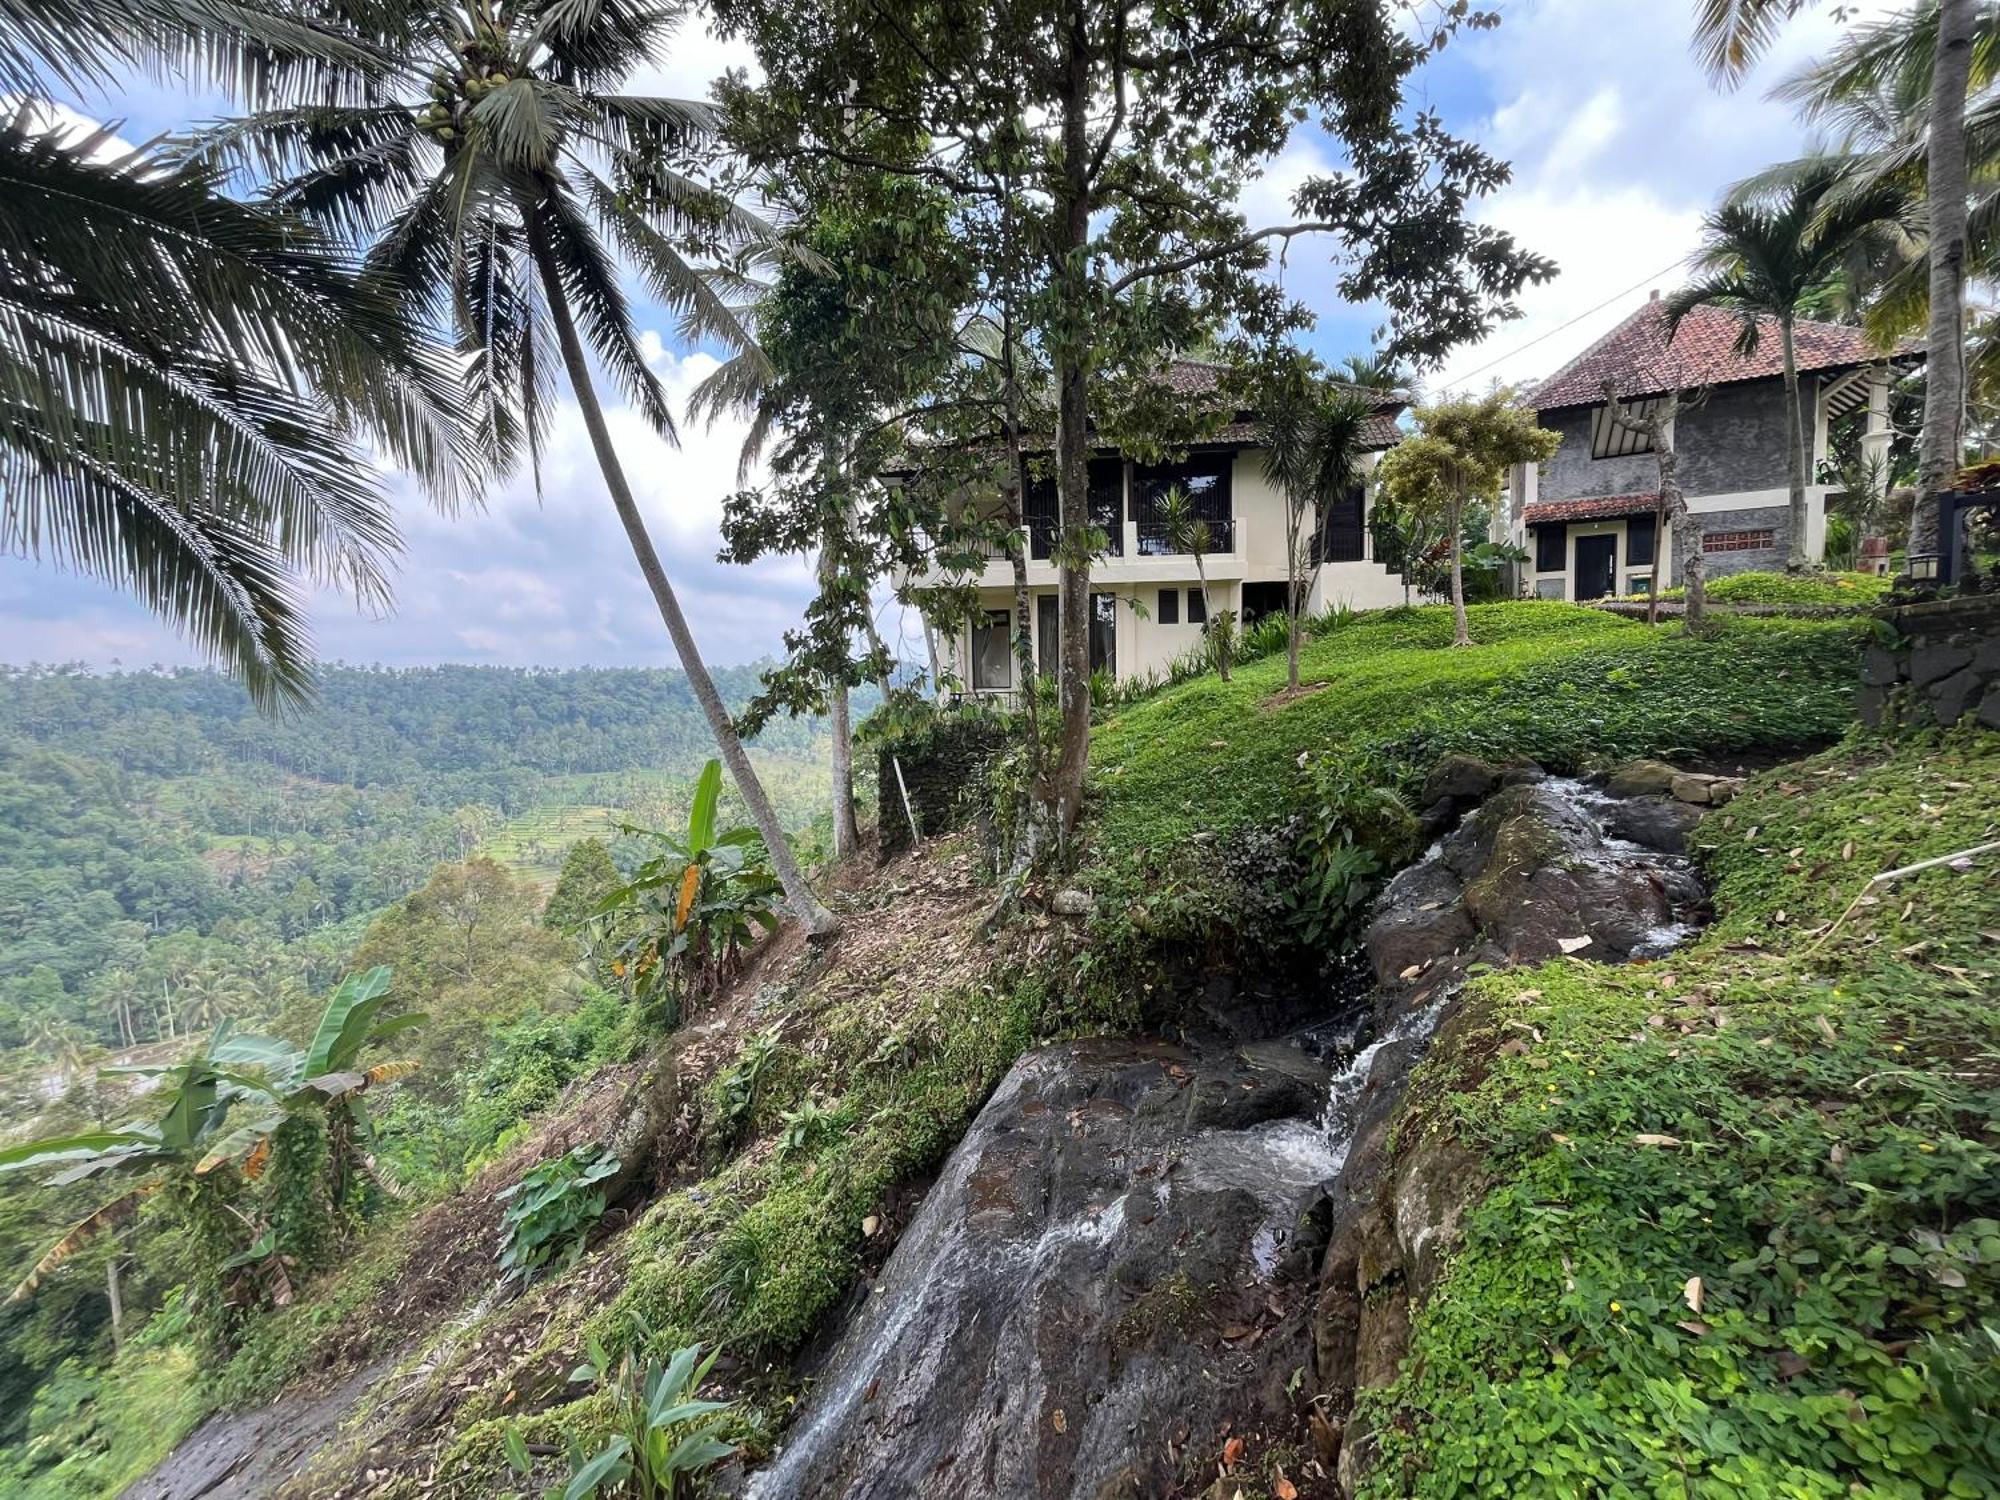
1089;602;1871;860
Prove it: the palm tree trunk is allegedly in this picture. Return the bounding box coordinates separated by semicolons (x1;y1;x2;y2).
1448;498;1471;646
1914;0;1976;562
529;233;838;936
1779;314;1811;570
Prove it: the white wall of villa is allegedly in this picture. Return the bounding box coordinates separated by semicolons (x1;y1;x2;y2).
920;445;1408;694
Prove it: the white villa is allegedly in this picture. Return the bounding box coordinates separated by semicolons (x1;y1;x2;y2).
919;361;1411;693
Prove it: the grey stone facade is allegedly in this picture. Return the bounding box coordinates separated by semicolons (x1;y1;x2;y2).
1673;502;1792;581
1538;376;1806;504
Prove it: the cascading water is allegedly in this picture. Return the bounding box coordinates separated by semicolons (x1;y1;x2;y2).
738;771;1714;1500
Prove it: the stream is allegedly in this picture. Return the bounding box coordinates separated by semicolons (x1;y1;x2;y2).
745;768;1712;1499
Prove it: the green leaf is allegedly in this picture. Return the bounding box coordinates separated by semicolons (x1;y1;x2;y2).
305;966;394;1076
561;1437;631;1500
503;1425;533;1476
686;759;722;854
0;1132;155;1175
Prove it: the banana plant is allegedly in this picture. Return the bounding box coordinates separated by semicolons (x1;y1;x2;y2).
599;762;782;1017
194;966;425;1191
0;1035;264;1301
0;968;422;1303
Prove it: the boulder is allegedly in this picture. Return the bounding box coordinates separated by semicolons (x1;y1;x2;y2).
1365;781;1704;981
1420;753;1502;806
1669;772;1715;805
1604;758;1680;798
746;1039;1338;1500
1599;796;1706;855
1049;888;1096;917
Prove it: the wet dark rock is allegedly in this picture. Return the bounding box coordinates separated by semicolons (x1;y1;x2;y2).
748;1038;1338;1500
1599;796;1706;854
1421;753;1502;805
1365;780;1704;985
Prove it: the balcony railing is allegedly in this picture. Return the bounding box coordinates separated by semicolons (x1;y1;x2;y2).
1135;517;1235;556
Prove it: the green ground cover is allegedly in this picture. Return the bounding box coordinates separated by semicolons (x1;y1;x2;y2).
1365;729;2000;1498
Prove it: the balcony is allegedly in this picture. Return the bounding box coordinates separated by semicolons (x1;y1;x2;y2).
909;516;1248;590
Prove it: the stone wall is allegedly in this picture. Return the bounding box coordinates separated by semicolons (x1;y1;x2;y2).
876;712;1013;857
1857;595;2000;731
1673;501;1792;580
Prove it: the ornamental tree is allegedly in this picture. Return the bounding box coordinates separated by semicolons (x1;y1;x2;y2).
1375;390;1558;646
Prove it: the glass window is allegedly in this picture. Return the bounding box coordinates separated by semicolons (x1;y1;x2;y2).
1534;525;1566;573
1036;594;1058;671
1157;588;1180;625
1088;593;1116;676
1186;588;1207;626
1590;400;1662;458
971;609;1012;691
1626;514;1656;567
1133;455;1233;555
1025;459;1124;557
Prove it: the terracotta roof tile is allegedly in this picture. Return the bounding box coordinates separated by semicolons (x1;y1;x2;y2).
1163;358;1407;412
1524;493;1661;525
1530;302;1908;412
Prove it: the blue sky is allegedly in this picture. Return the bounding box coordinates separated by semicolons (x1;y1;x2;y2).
2;0;1874;673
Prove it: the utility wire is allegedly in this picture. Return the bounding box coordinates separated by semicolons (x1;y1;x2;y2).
1436;257;1690;394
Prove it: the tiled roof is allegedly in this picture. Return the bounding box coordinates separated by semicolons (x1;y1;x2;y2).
1524;493;1660;525
1164;358;1407;411
1529;301;1906;412
1202;414;1404;451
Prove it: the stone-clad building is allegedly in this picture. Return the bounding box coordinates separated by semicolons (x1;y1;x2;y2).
1505;295;1911;601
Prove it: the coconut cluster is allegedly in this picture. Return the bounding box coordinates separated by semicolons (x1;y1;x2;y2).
415;6;516;143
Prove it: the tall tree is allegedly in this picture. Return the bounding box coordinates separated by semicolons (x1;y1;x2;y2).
1666;161;1907;569
715;0;1555;831
1375;390;1558;647
1693;0;1977;568
707;170;979;857
196;0;838;932
1602;380;1708;630
1256;357;1373;689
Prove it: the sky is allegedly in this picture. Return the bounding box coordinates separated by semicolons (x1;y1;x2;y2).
1;0;1875;675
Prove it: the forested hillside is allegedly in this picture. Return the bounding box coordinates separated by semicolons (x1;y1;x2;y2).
0;663;836;1068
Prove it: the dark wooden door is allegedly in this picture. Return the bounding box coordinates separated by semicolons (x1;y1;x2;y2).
1574;533;1617;600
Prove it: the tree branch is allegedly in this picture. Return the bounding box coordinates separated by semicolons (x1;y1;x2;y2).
1108;221;1342;293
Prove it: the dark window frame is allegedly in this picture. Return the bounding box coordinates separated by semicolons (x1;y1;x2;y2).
970;608;1013;692
1156;587;1180;625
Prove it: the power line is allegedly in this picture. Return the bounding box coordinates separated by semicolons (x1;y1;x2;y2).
1437;257;1689;394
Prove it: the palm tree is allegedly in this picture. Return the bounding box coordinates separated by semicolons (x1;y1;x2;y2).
0;105;469;707
1666;161;1909;570
1259;364;1372;689
196;0;837;933
1158;485;1228;681
1335;350;1411;394
1692;0;1978;562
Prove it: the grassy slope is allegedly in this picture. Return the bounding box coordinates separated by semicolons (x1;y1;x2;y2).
1366;730;2000;1498
1089;603;1868;861
99;603;1897;1497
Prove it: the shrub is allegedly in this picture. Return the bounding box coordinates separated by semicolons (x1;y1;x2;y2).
495;1145;620;1288
504;1332;735;1500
